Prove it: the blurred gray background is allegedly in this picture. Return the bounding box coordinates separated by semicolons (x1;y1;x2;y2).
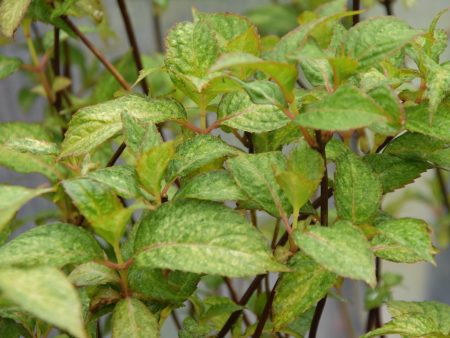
1;0;449;337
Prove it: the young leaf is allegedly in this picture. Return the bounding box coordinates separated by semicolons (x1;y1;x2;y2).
226;152;291;217
87;166;140;199
0;55;23;79
276;140;324;214
6;138;60;155
425;63;450;121
294;221;376;286
68;262;120;287
406;103;450;142
0;267;86;338
0;185;52;232
137;141;175;201
364;154;430;193
273;253;337;330
166;135;240;181
295;86;387;131
60;95;185;158
112;298;159;338
128;267;199;304
122;112;162;157
217;90;290;133
0;0;31;38
371;218;435;263
334;153;382;224
63;179;130;245
345;17;419;70
174;170;247;202
133;199;286;277
0;222;103;267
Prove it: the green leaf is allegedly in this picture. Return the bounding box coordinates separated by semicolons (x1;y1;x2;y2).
68;262;120;287
334;153;382;224
60;95;185;158
253;122;301;152
0;267;86;338
137;141;175;200
295;86;387;131
0;222;103;267
425;63;450;121
273;253;337;330
133;199;286;277
367;86;402;134
0;0;31;38
63;178;130;245
371;218;435;263
406;103;450;142
345;17;419;70
174;170;247;202
276;140;324;213
87;166;140;199
166;135;240;182
128;267;199;304
0;55;22;79
217;90;289;133
294;221;376;286
363;301;450;338
364;154;430;193
6;138;60;155
122;112;162;157
0;185;52;232
0;122;63;180
210;52;297;102
0;318;28;338
226;152;291;217
112;298;159;338
193;10;260;55
245;4;298;36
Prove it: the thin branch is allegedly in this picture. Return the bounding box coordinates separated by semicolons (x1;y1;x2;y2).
352;0;361;26
436;168;450;213
224;277;251;326
117;0;150;95
52;27;63;112
107;143;126;167
380;0;394;15
253;280;278;337
171;310;182;331
152;6;164;53
62;16;131;91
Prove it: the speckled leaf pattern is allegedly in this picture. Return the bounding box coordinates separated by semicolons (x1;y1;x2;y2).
0;222;103;267
0;122;63;180
0;55;23;79
425;63;450;121
122;112;162;157
295;86;386;131
0;0;31;38
363;154;430;193
137;141;175;199
226;152;291;217
68;262;120;287
217;90;290;132
174;170;247;202
0;185;51;232
371;218;435;263
406;103;450;143
335;153;382;224
6;138;60;155
273;253;337;330
112;298;159;338
363;301;450;337
0;267;86;338
166;135;240;181
60;95;185;157
128;267;199;303
345;17;418;70
294;221;376;286
87;165;140;199
133;199;286;277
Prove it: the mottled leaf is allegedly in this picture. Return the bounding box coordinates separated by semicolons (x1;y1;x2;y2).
0;222;103;267
0;267;86;338
296;86;387;131
6;138;60;155
174;170;247;202
335;153;382;224
68;262;120;287
371;218;435;263
60;95;185;158
294;221;376;286
0;0;31;38
87;166;140;199
112;298;159;338
406;103;450;142
166;135;240;181
122;112;162;157
273;253;337;330
226;152;291;217
134;199;286;277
